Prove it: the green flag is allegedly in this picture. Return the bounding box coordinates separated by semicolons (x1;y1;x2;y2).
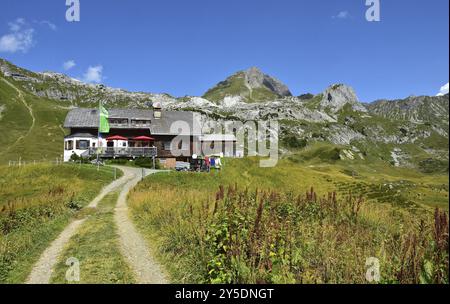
99;104;110;133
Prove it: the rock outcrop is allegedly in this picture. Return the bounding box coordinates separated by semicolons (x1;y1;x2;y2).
320;84;368;113
243;67;292;97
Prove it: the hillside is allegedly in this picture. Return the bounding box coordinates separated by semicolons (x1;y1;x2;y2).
368;95;449;127
0;75;69;164
0;58;448;173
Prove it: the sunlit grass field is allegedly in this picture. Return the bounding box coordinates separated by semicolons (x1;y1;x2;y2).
128;155;449;284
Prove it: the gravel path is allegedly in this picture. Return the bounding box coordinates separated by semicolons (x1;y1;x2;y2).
26;166;167;284
25;169;133;284
25;219;87;284
114;166;168;284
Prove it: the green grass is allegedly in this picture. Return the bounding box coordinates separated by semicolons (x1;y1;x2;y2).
0;75;70;164
0;78;33;160
128;155;449;283
303;94;323;110
129;148;448;209
50;191;136;284
0;163;118;283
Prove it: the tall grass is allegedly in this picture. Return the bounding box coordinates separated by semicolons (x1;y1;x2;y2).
0;164;117;283
130;182;448;284
129;157;448;283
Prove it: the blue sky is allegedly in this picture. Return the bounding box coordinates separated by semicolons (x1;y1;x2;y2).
0;0;448;101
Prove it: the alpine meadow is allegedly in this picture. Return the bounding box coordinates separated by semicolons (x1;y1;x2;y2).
0;0;448;292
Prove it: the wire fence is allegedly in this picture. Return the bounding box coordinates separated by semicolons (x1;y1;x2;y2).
8;158;65;167
5;158;120;180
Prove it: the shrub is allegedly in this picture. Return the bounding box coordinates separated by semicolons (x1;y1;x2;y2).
135;157;160;169
69;153;94;164
282;135;307;149
108;158;129;165
418;158;449;174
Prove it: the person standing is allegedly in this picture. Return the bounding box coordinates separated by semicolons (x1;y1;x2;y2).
216;157;222;170
210;157;216;171
205;156;210;172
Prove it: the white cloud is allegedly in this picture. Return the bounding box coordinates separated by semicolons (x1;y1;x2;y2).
8;18;25;32
437;82;449;96
82;65;103;83
39;20;57;31
63;60;76;71
333;11;350;19
0;18;35;53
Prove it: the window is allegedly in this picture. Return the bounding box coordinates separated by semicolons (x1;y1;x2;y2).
163;141;171;150
131;119;151;126
76;140;90;150
92;142;96;148
65;140;74;150
109;118;128;126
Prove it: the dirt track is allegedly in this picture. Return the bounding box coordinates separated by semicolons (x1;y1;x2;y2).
26;166;167;284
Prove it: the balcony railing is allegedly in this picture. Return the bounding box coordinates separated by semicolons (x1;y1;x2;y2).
84;147;158;158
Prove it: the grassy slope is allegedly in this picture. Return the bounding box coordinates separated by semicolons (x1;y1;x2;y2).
288;143;449;209
128;154;448;283
0;164;117;283
51;191;135;284
0;75;69;164
132;147;448;209
0;78;32;158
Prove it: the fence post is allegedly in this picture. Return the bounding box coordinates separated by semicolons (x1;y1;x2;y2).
114;167;117;180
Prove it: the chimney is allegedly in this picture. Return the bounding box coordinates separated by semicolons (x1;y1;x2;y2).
153;101;162;119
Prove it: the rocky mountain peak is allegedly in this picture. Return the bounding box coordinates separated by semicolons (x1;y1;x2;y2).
320;84;367;113
202;66;292;103
243;67;264;87
243;67;292;97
